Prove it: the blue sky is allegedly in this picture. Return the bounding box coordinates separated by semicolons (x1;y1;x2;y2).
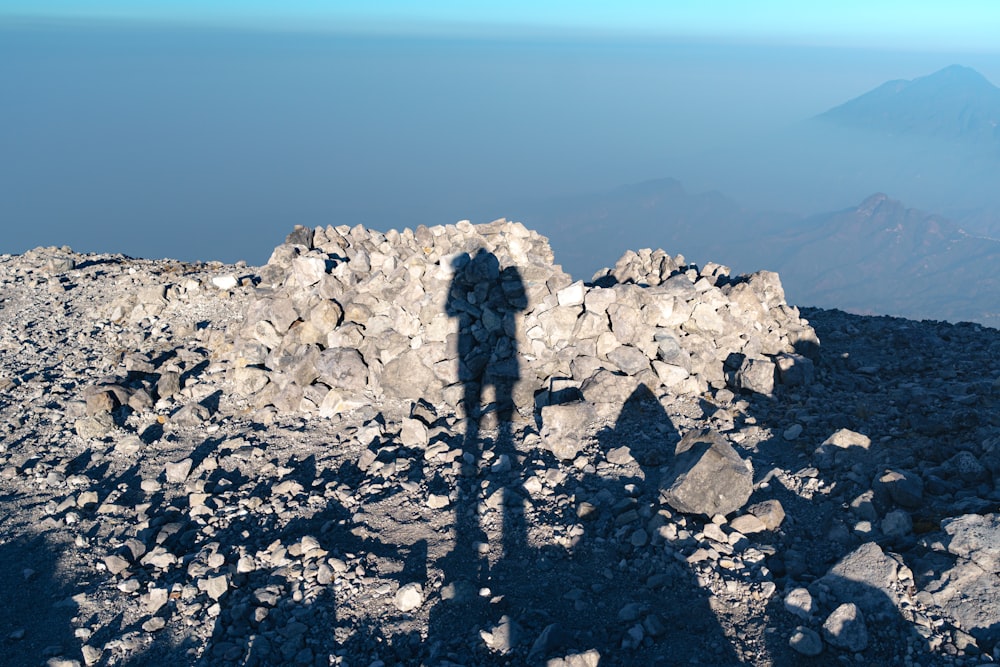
5;0;1000;51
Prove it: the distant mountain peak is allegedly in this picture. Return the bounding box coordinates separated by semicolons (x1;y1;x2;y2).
816;65;1000;146
857;193;891;216
930;64;992;84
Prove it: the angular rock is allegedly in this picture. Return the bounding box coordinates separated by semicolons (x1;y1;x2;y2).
774;352;814;386
660;429;753;517
727;356;776;395
876;469;924;508
606;345;651;376
783;587;816;621
942;513;1000;573
747;499;786;531
164;458;193;484
881;509;913;540
316;347;368;392
75;412;114;439
818;542;898;615
480;614;519;654
541;401;597;461
206;574;229;601
822;603;868;652
380;350;439;402
928;557;1000;647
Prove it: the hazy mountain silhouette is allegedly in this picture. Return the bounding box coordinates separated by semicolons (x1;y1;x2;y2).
514;178;795;280
742;193;1000;326
671;65;1000;237
816;65;1000;149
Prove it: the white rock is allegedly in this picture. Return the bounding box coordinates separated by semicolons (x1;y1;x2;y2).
211;274;239;290
394;583;424;612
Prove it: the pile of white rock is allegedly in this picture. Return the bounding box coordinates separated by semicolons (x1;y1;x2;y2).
227;220;819;419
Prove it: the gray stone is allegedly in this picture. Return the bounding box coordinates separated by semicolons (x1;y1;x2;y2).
263;297;300;333
653;330;684;363
84;388;117;415
556;280;585;306
81;645;102;666
104;554;130;575
747;499;785;530
822;603;868;652
75;412;114;439
823;428;871;450
233;366;270;395
400;418;429;448
775;352;814;385
164;458;193;483
606;345;651;376
394;583;424;612
480;614;519;654
206;574;229;601
929;558;1000;647
788;626;823;656
427;494;450;509
881;509;913;540
607;302;643;345
380;350;439;402
291;255;327;286
660;429;753;517
210;274;238;290
818;542;899;615
143;587;169;614
849;490;878;521
783;587;816;620
156;371;181;399
573;311;609;340
652;361;689;388
945;450;989;483
580;370;642;414
942;513;1000;573
308;299;344;333
728;356;776;395
545;649;601;667
541;401;596;461
142;616;166;633
729;513;767;534
170;403;210;427
45;659;82;667
605;445;635;466
876;469;924;508
316;347;368;392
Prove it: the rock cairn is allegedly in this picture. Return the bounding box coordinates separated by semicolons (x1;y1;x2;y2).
228;220;819;418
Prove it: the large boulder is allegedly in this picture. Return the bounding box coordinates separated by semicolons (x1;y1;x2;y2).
540;401;597;461
926;513;1000;647
660;429;753;517
817;542;899;616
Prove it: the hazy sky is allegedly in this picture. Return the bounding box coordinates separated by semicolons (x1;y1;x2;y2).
3;2;1000;266
5;1;1000;51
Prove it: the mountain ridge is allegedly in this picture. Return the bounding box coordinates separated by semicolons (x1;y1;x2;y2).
815;64;1000;147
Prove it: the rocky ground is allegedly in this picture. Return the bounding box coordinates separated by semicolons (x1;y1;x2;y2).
1;232;999;667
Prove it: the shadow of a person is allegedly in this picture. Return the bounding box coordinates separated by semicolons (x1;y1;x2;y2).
536;383;744;665
428;248;527;659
